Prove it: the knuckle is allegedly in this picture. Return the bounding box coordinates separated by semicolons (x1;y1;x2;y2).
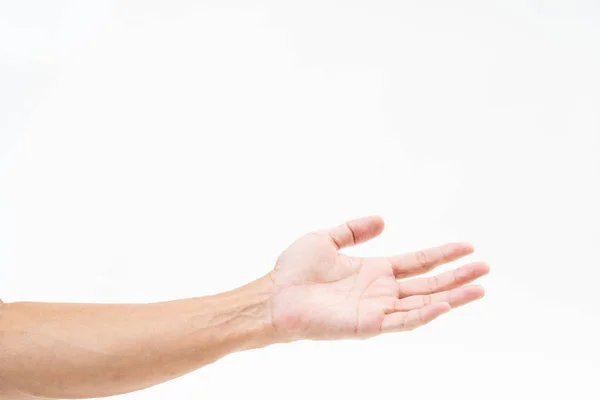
416;250;430;270
452;268;459;284
426;276;438;294
344;223;356;245
422;294;432;306
399;318;407;330
390;299;402;313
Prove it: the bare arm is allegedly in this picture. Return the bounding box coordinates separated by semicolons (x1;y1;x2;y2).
0;216;489;399
0;277;276;399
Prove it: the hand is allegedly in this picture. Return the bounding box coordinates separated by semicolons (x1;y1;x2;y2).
268;216;489;341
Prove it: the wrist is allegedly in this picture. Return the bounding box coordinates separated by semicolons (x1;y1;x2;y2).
229;274;282;350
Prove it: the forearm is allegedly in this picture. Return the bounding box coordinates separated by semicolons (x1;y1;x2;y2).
0;276;277;399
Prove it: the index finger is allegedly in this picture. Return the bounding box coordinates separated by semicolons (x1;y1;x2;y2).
381;242;474;279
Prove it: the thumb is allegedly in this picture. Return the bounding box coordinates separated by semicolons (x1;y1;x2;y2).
326;216;385;249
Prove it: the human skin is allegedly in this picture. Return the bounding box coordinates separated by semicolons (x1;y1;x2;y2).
0;216;489;399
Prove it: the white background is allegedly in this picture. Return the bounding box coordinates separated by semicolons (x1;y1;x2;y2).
1;1;599;399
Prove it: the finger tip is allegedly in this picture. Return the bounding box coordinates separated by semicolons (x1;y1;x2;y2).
471;261;491;275
369;215;385;238
461;242;475;253
449;242;475;256
480;262;491;274
469;284;486;298
371;215;385;231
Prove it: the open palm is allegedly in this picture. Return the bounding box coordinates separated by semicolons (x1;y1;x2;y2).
268;216;489;340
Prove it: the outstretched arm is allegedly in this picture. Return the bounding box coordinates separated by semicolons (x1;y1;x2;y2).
0;277;276;399
0;216;489;399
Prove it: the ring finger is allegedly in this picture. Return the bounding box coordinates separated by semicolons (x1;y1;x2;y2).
391;285;485;312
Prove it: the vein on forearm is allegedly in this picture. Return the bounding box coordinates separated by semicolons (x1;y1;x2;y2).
0;277;274;399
